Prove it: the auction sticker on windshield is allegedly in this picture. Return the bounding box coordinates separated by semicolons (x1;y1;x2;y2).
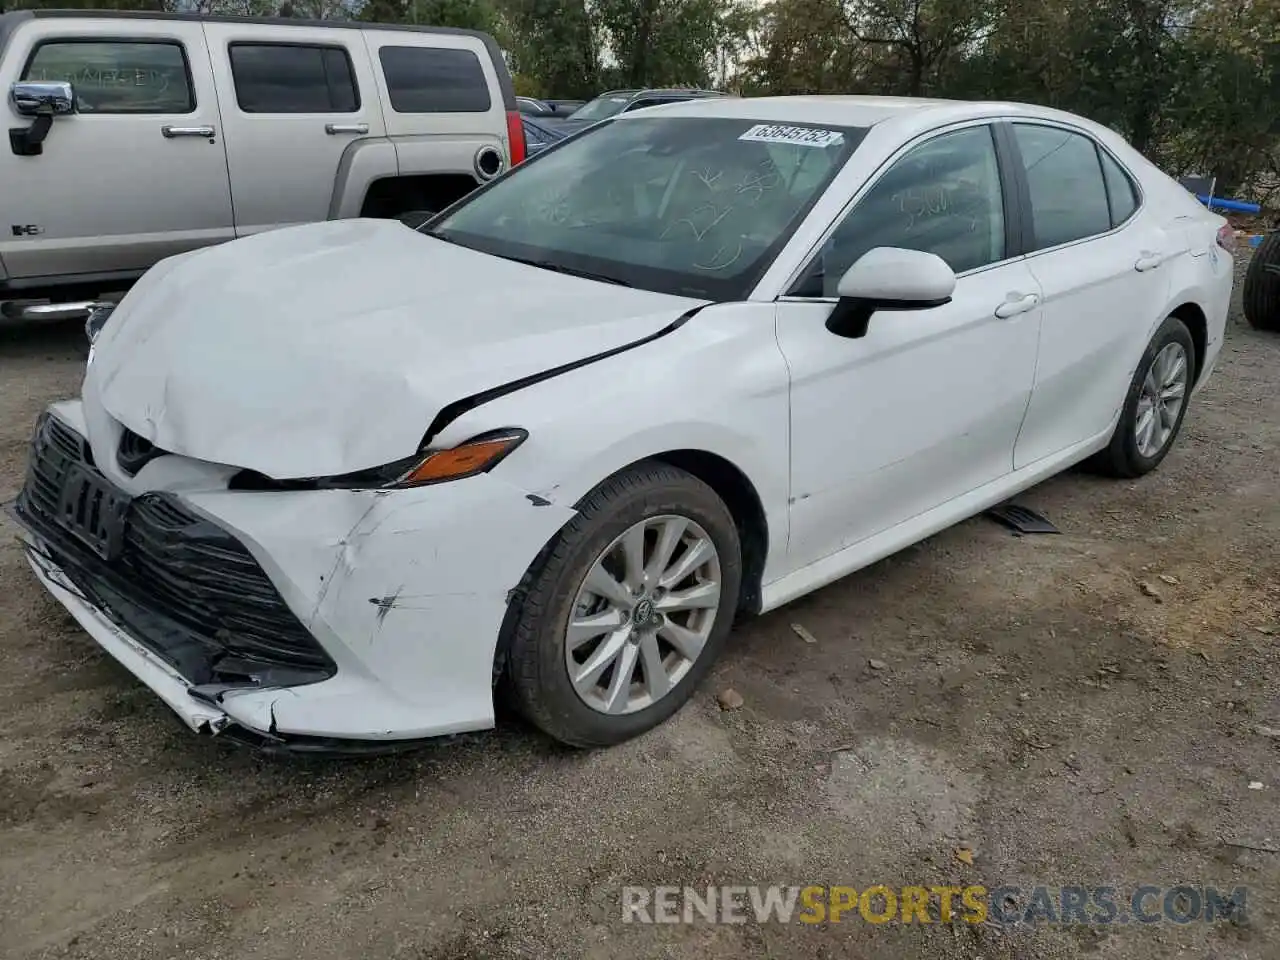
739;124;844;148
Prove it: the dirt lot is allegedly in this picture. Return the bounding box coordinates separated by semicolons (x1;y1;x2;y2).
1;256;1277;960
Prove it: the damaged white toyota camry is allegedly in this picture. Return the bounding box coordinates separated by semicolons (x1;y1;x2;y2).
12;96;1234;752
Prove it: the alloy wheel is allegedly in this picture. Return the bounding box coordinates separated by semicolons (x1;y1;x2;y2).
1134;341;1188;458
564;515;722;715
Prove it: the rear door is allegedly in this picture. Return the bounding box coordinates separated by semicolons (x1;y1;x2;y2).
202;22;387;236
0;17;232;280
1007;121;1176;468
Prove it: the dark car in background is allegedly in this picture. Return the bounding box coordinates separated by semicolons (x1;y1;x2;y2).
552;88;734;133
521;115;568;156
517;96;585;119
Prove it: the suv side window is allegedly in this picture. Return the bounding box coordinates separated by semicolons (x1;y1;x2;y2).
22;39;194;114
1099;150;1139;227
792;124;1006;297
1013;124;1112;250
378;46;491;113
228;43;359;113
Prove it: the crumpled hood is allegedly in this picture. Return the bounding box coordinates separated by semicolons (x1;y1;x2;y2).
88;219;704;479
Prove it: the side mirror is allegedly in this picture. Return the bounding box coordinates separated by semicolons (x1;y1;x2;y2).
9;81;75;157
827;247;956;338
11;80;76;118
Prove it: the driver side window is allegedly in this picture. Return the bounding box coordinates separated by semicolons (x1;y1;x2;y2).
792;125;1007;297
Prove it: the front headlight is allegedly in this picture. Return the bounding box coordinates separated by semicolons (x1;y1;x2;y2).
372;428;529;488
229;429;529;491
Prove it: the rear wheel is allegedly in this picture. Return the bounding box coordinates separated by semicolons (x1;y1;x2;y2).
1088;315;1195;478
502;462;742;747
1243;231;1280;332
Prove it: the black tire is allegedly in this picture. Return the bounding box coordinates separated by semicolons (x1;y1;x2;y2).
1087;315;1196;478
502;461;742;748
1243;231;1280;332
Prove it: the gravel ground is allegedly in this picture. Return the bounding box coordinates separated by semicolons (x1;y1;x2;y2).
0;254;1276;960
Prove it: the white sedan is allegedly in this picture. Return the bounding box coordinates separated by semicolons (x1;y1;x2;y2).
13;96;1234;752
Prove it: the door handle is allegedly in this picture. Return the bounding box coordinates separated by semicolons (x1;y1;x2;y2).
994;292;1039;319
325;123;369;135
162;125;215;138
1134;251;1165;272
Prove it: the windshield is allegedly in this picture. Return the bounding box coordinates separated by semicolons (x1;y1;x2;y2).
430;116;866;299
569;94;634;122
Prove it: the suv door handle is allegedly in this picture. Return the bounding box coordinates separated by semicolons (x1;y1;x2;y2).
1134;251;1166;272
325;123;369;135
994;292;1040;319
162;125;215;138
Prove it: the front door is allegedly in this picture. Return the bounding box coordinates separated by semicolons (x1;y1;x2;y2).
0;19;233;280
201;23;387;236
775;123;1043;571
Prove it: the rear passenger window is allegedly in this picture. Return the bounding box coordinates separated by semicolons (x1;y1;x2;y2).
228;43;359;113
378;46;491;113
22;40;194;114
1100;150;1139;226
1013;124;1112;250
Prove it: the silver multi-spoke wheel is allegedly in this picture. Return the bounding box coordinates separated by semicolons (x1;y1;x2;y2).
1134;341;1188;458
565;515;722;716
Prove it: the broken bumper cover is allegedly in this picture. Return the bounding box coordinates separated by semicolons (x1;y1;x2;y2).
22;544;233;735
11;410;577;750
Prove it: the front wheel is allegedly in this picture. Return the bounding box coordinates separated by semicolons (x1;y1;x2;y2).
502;462;742;747
1088;315;1196;478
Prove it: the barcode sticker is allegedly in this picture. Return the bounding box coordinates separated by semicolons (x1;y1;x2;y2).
739;124;844;148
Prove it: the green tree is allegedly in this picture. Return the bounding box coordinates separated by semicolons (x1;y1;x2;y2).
498;0;600;97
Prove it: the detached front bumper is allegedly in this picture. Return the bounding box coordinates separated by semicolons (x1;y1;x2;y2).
21;543;232;735
12;409;576;751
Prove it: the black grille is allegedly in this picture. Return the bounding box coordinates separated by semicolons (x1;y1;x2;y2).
24;413;89;519
16;413;336;687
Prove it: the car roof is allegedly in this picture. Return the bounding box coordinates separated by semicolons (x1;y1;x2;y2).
612;94;1107;134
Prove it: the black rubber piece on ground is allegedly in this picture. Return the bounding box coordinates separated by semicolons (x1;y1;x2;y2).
985;503;1060;535
501;461;742;748
1242;231;1280;332
1086;314;1196;479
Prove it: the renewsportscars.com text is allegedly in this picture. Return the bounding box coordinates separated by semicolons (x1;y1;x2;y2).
621;884;1248;926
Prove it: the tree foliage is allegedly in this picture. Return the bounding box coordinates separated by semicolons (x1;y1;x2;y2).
3;0;1275;197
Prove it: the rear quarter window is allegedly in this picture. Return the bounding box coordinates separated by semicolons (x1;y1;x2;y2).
1100;150;1140;227
378;46;491;113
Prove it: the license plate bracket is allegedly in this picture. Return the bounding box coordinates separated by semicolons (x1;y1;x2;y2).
57;463;129;561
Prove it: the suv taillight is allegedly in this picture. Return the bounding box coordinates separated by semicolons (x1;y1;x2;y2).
506;110;527;165
1216;224;1237;253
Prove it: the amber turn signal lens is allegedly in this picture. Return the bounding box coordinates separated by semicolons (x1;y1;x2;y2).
397;432;526;486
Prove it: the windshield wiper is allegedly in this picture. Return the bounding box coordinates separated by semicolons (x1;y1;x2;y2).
502;255;633;287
